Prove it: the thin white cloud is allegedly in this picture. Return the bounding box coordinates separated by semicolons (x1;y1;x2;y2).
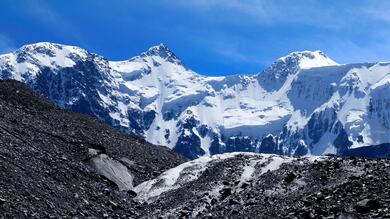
213;44;254;63
166;0;390;66
360;0;390;22
24;0;84;43
0;34;16;54
187;0;268;16
168;0;389;30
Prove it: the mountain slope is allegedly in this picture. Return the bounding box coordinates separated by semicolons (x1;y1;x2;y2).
1;42;390;159
0;80;186;217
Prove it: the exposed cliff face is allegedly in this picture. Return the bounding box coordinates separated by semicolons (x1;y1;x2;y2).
1;42;390;159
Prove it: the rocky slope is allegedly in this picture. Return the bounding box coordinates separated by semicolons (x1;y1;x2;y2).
133;153;390;218
0;80;186;218
1;42;390;159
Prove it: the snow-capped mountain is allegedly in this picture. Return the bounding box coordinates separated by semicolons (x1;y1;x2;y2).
1;42;389;159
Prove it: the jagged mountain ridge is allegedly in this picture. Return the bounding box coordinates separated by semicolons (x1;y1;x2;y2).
1;42;389;159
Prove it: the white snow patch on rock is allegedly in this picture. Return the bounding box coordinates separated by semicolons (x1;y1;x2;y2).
89;154;134;191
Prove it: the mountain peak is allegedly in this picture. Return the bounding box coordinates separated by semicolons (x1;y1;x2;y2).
17;42;62;54
20;42;77;51
258;50;339;90
148;43;169;51
16;42;88;60
278;50;338;69
141;43;182;64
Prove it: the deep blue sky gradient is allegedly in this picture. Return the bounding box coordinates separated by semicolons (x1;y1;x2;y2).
1;0;390;75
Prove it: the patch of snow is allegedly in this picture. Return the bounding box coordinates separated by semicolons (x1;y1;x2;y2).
260;155;292;174
279;50;339;69
89;154;133;191
134;153;244;202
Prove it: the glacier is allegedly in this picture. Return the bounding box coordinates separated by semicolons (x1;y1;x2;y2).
0;42;389;159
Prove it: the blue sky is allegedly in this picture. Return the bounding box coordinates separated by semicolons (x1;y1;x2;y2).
1;0;390;75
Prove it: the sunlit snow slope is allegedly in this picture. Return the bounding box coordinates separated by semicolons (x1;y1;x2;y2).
1;42;389;159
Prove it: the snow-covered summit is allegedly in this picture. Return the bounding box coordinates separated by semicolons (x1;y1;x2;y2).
278;50;338;69
257;50;339;92
142;43;175;57
0;42;91;82
15;42;89;63
1;42;389;159
137;43;183;66
20;42;87;53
